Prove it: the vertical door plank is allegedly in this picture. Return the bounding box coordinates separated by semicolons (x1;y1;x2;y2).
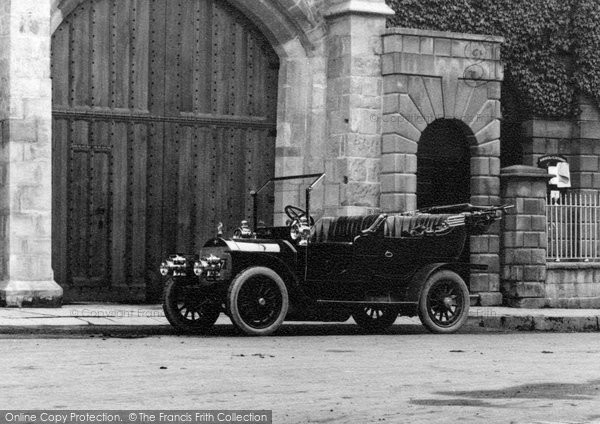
132;0;150;112
148;0;166;116
91;0;110;108
144;0;166;300
69;150;90;283
230;128;245;223
51;24;70;107
164;0;182;115
145;122;164;298
71;3;91;107
246;34;256;116
131;123;148;287
213;127;229;231
52;118;70;286
243;128;255;220
68;120;90;283
224;11;236;116
254;128;275;225
89;148;110;284
179;0;195;114
195;127;214;248
266;54;279;122
194;0;212;114
111;121;128;287
211;4;225;114
112;0;131;109
233;25;247;116
161;123;178;254
177;126;193;251
190;126;201;249
255;50;266;118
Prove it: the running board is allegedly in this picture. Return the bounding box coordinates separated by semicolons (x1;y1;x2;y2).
316;299;417;305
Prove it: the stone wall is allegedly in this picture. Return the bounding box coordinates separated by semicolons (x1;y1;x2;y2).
381;27;504;305
520;99;600;308
546;263;600;308
0;0;62;306
500;166;550;308
523;98;600;193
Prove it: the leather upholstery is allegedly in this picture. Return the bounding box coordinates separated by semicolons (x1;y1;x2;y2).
310;215;380;243
383;214;453;238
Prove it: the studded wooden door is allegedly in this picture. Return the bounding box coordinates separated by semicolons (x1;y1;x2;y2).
52;0;279;301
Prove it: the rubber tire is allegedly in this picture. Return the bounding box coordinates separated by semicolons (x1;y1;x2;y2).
352;306;399;332
227;267;289;336
163;278;220;334
418;270;470;334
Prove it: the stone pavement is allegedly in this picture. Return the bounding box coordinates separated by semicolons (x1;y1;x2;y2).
0;304;598;334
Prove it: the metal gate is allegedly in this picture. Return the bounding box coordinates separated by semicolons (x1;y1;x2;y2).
51;0;279;301
547;192;600;262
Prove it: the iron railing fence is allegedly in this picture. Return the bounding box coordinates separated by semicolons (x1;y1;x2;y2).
547;192;600;262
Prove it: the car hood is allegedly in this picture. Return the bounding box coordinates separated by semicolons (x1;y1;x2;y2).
202;237;295;254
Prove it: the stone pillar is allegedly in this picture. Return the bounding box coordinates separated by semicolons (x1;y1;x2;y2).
379;28;504;305
324;0;395;216
0;0;62;306
500;165;550;308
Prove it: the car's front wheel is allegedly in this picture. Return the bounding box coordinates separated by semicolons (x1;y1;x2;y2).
163;278;221;334
227;267;289;336
418;270;469;334
352;306;399;332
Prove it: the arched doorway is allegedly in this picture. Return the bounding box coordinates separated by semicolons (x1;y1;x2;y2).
417;119;472;209
51;0;279;301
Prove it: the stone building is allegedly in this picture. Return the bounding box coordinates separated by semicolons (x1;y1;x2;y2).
0;0;598;307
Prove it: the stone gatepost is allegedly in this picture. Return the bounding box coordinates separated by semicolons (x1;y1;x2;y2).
0;0;62;306
379;28;504;305
500;165;550;308
323;0;395;216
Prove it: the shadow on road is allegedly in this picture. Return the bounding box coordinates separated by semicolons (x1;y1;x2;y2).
411;379;600;408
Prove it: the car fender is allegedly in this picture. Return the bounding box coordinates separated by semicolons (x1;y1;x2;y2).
229;250;307;303
403;262;472;303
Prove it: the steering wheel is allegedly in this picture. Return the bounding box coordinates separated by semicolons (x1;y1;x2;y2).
284;205;314;226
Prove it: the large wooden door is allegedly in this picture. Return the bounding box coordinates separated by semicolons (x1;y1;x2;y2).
52;0;279;301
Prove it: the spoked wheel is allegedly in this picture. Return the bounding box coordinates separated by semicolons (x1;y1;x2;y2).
352;305;399;332
163;278;221;334
228;267;289;336
418;270;469;334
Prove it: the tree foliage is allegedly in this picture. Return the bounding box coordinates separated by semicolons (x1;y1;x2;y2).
386;0;600;121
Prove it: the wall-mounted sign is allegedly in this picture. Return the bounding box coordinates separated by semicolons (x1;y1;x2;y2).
538;155;571;188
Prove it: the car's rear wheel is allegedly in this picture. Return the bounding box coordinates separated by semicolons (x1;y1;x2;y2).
352;305;399;332
418;270;469;334
163;278;221;334
227;267;289;336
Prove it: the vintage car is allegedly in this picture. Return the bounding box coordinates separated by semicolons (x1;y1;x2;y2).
159;173;510;336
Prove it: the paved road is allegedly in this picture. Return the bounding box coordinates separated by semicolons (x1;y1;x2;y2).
2;324;600;424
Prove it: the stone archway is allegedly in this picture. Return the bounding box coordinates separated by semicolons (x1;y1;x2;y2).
380;27;504;305
49;0;327;302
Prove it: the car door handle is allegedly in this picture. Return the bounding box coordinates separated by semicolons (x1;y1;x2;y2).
385;251;393;258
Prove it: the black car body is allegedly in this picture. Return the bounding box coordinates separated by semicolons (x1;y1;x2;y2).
160;173;510;335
